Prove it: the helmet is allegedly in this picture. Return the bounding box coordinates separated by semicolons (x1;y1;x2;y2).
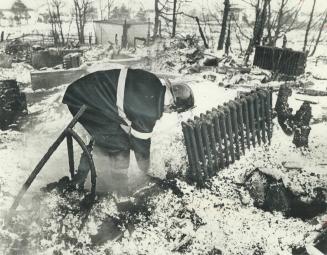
170;83;194;113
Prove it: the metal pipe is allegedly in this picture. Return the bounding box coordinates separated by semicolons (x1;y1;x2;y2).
200;114;214;177
10;105;87;212
257;89;267;144
67;128;97;199
194;117;208;180
188;120;204;186
67;135;75;179
205;113;220;174
213;109;225;168
267;88;273;144
223;105;235;164
240;96;251;149
246;95;256;148
229;101;240;160
217;108;229;167
235;98;245;154
182;122;196;182
252;92;261;145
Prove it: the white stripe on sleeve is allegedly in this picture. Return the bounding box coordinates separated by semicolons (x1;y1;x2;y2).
131;128;152;140
116;67;131;128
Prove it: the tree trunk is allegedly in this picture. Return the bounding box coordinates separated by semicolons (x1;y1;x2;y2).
56;5;65;44
195;16;208;48
107;0;111;19
172;0;177;38
255;0;269;46
303;0;316;52
310;10;327;56
153;0;159;38
225;19;231;55
273;0;286;46
217;0;230;50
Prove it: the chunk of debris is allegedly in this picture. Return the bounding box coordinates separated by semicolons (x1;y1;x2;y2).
293;102;312;148
275;85;312;147
244;168;291;215
0;53;13;68
244;168;327;220
298;89;327;97
203;56;219;67
0;79;27;130
207;248;223;255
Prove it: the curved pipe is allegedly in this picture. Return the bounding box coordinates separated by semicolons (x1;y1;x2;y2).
66;128;97;199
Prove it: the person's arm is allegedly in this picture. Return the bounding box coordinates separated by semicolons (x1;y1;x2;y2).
130;118;157;172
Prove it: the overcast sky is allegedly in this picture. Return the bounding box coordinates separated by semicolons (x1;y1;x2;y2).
25;0;327;14
102;0;327;13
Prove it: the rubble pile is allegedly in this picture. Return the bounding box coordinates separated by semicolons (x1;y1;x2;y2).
275;84;313;147
0;79;27;130
244;168;327;219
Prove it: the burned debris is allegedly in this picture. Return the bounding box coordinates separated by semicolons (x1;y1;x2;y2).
275;84;312;147
253;46;307;77
244;168;327;220
0;80;27;130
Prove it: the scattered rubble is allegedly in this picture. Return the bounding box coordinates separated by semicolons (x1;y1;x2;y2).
244;168;327;220
0;80;27;130
275;84;313;147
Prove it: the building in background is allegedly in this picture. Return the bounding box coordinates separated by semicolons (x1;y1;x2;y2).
93;19;151;47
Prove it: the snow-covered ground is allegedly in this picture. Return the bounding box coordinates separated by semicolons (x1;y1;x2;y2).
0;33;327;254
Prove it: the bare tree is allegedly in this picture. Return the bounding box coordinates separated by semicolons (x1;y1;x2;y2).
225;18;231;55
182;12;209;48
72;0;94;44
158;0;191;37
106;0;115;19
243;0;270;64
153;0;161;37
50;0;65;44
265;0;303;46
303;0;316;52
309;10;327;56
217;0;230;50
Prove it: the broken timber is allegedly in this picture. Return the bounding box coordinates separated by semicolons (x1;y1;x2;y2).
182;88;273;186
9;105;97;212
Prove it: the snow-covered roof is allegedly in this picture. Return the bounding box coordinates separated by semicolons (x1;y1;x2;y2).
94;19;150;26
